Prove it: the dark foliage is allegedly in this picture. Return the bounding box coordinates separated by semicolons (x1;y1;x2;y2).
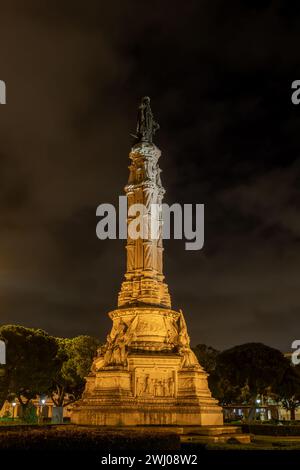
0;426;180;452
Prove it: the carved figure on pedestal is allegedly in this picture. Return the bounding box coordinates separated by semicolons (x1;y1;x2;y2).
144;160;155;181
177;310;200;369
144;374;151;394
156;167;162;187
103;321;126;366
97;344;106;357
123;315;138;343
179;344;200;368
93;345;106;371
165;327;177;348
136;376;144;396
103;334;114;365
167;377;175;396
111;335;127;365
149;378;155;395
128;164;136;184
135;375;176;397
102;316;140;367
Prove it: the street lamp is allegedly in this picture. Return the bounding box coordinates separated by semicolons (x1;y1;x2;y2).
39;398;46;424
12;402;16;420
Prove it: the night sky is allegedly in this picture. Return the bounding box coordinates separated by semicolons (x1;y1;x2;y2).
0;0;299;351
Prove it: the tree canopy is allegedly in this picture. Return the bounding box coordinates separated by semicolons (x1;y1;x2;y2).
51;335;99;407
215;342;290;399
0;325;60;408
274;364;300;420
193;344;219;374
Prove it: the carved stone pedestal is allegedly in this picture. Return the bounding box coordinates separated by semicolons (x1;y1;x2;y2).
71;307;223;426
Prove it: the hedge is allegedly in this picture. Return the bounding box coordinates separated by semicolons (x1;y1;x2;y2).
0;426;180;452
242;424;300;436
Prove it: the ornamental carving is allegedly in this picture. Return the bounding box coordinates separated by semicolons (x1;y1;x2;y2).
135;372;175;397
101;316;138;367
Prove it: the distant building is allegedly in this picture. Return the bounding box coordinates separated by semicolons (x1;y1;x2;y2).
223;352;300;422
0;396;72;421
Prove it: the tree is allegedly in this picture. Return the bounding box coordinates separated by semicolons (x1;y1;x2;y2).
0;325;60;415
209;374;251;406
192;344;228;401
0;369;9;412
214;343;290;420
192;344;219;374
51;335;99;409
274;364;300;420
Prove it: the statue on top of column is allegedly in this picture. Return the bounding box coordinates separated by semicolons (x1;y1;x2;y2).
134;96;160;143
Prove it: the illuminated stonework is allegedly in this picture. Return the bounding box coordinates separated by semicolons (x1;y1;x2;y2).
118;142;170;308
71;99;223;426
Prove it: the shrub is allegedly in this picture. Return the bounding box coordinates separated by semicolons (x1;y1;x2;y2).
0;426;180;452
242;424;300;436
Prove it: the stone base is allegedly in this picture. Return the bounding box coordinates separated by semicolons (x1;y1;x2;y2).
178;425;251;444
71;356;223;427
71;307;224;428
71;400;223;426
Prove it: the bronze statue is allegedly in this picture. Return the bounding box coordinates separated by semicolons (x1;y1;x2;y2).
134;96;160;143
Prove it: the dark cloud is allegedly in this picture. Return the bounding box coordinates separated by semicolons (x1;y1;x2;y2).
0;0;299;351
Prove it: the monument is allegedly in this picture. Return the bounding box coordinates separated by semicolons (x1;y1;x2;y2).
71;97;224;426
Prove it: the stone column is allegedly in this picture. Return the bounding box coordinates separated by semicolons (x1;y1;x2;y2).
118;142;171;308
